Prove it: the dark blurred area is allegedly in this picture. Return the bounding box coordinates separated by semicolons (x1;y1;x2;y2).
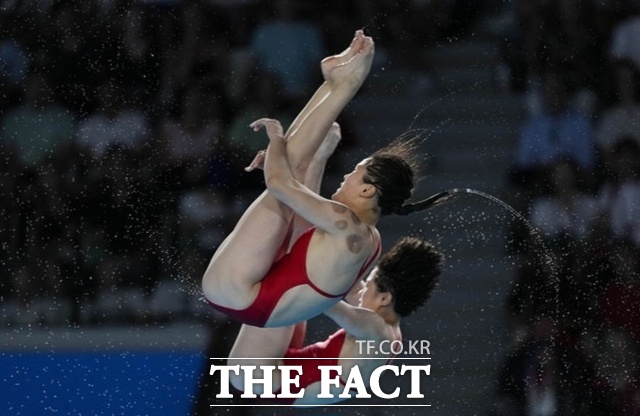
497;0;640;415
1;0;639;415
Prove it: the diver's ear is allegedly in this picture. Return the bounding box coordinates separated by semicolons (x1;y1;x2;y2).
378;291;393;307
360;184;377;198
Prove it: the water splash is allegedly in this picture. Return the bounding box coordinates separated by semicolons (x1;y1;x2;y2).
441;186;559;290
437;187;561;363
445;187;555;267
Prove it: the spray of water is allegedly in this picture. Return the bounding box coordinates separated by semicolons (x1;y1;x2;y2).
445;188;555;268
437;187;558;289
433;187;561;368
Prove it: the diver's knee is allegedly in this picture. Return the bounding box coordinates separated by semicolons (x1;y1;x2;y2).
201;270;223;304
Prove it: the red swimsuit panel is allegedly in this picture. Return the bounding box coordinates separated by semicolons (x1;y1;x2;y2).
206;227;381;327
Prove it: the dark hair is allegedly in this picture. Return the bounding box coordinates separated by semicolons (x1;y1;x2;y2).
363;138;418;215
375;236;444;317
364;138;454;215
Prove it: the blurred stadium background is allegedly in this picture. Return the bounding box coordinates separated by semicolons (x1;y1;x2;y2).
2;1;639;415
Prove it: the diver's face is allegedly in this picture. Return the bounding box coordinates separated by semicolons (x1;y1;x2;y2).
332;158;370;200
358;268;382;308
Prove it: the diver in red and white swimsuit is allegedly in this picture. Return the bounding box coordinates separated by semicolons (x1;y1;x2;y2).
201;30;450;330
227;236;444;406
201;31;383;329
202;27;456;327
206;226;381;327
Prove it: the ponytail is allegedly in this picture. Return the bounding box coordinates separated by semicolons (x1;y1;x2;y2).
395;190;455;216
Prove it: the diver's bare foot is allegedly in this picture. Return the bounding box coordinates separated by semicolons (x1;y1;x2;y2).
321;34;375;89
321;30;365;81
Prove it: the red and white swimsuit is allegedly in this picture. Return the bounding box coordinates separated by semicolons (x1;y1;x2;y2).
206;227;381;327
